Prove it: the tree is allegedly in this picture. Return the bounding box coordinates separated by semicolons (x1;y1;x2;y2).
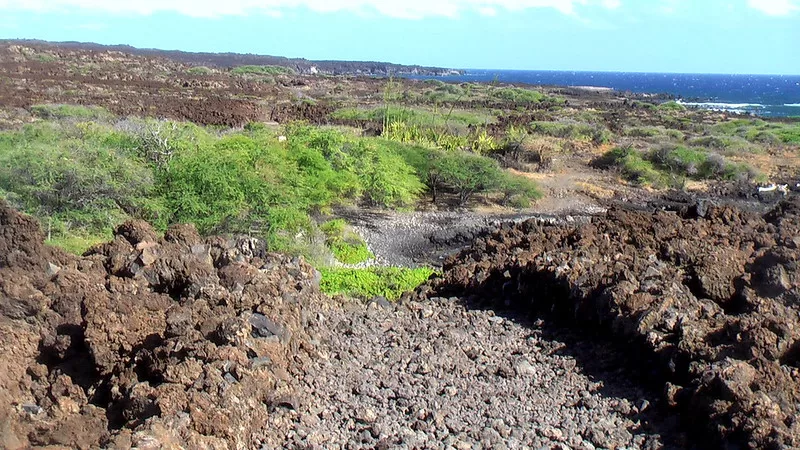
434;152;504;206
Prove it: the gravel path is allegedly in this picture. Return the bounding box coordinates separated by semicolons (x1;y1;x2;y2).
260;296;683;449
338;209;602;267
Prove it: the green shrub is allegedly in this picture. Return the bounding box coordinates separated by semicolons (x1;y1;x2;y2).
231;65;295;76
187;66;214;75
331;106;491;129
775;126;800;144
433;152;505;205
424;79;446;88
319;267;436;300
530;121;611;145
649;145;755;181
600;147;667;187
500;174;542;208
30;104;111;121
320;219;373;265
632;101;657;110
624;126;667;138
689;135;759;154
658;101;686;111
490;87;545;104
351;139;425;208
329;241;373;265
0;121;158;237
711;119;799;146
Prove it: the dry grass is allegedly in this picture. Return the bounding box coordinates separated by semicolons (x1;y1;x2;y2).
576;181;616;199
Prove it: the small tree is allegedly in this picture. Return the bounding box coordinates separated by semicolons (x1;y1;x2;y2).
434;153;504;206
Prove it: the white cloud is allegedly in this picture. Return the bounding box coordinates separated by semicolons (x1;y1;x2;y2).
0;0;623;19
746;0;799;15
601;0;621;9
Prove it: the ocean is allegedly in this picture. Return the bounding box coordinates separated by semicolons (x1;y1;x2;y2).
408;70;800;118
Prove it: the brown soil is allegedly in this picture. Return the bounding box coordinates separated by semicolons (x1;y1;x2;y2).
0;201;324;448
418;198;800;449
0;41;637;129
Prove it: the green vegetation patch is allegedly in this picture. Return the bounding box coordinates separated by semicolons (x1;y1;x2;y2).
1;112;541;260
320;219;373;265
530;121;612;145
689;135;761;154
331;105;492;129
30;104;112;121
47;233;109;256
231;65;295;76
600;147;667;187
599;145;758;188
388;141;541;206
658;101;686;112
0;121;158;244
320;267;437;300
712;119;800;145
490;87;546;104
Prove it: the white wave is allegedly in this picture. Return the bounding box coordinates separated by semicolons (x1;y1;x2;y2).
785;103;800;107
677;100;765;109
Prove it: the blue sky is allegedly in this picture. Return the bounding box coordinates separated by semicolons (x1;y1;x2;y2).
1;0;798;74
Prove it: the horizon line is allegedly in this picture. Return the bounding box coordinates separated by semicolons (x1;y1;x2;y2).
4;37;800;78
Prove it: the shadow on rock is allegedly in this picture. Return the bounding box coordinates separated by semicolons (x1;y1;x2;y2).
410;197;800;450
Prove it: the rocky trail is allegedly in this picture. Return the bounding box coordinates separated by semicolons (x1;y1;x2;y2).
2;195;800;449
263;296;681;450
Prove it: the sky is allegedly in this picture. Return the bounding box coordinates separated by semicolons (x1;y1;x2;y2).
0;0;798;74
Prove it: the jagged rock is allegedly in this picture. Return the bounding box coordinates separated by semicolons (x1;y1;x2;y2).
425;198;800;449
0;200;323;449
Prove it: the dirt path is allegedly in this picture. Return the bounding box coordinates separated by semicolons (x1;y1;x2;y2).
260;296;684;449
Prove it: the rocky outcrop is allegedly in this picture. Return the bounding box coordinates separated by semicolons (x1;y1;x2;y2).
0;201;323;449
424;199;800;449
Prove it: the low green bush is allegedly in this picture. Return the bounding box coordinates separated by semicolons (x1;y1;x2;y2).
689;135;760;154
46;233;108;255
490;87;545;104
187;66;214;75
775;126;800;145
600;145;758;188
329;241;373;265
331;105;491;129
0;121;158;237
320;219;373;265
30;104;111;121
599;147;667;187
658;101;686;111
530;121;611;145
231;65;295;76
500;175;542;208
319;267;437;300
712;119;800;145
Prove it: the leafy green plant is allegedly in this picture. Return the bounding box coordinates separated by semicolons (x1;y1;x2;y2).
320;219;373;264
470;129;499;154
319;267;437;300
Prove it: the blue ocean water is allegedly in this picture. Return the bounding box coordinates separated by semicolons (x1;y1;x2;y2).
409;70;800;118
